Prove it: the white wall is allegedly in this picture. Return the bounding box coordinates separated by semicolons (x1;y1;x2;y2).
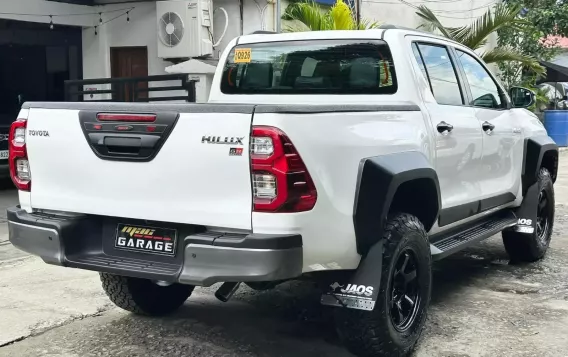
81;0;282;100
213;0;284;55
83;0;281;79
361;0;496;28
361;0;498;53
82;2;168;80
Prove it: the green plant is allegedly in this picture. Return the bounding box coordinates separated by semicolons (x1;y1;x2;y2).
527;84;551;112
497;0;567;89
281;0;380;32
415;4;544;75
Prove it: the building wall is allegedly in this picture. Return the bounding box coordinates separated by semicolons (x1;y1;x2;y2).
82;2;163;81
1;0;499;100
361;0;496;29
79;0;283;100
360;0;498;53
82;0;282;80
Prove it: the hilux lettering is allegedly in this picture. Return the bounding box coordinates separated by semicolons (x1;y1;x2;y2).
202;136;244;145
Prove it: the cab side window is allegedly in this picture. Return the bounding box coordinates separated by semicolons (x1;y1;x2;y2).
412;43;464;106
411;43;430;88
455;50;503;109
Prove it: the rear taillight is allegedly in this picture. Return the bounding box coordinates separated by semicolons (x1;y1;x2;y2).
9;119;30;191
251;126;317;212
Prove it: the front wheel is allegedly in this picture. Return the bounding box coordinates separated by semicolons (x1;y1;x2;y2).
335;213;432;357
503;167;555;262
100;273;194;316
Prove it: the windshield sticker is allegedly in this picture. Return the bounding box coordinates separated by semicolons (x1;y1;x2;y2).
234;48;251;63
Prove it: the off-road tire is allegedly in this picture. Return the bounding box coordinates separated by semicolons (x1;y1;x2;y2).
503;167;555;262
335;213;432;357
100;273;194;316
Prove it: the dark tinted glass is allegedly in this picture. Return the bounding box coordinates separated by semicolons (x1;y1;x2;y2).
220;40;397;95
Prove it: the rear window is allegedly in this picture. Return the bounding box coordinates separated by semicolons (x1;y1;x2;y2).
220;40;397;95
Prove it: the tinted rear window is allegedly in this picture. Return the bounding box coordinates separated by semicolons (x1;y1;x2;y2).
220;40;397;95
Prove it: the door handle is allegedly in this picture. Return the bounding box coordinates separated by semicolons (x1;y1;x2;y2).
437;121;454;135
482;121;495;134
88;133;160;156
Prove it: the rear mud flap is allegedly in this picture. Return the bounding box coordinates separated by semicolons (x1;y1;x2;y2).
320;240;383;311
505;181;539;235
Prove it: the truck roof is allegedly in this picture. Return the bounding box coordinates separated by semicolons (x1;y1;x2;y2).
237;25;454;45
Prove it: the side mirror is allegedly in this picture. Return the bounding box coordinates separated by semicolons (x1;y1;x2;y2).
509;86;535;108
17;94;24;107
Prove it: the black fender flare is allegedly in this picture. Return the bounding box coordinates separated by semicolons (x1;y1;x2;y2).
522;136;558;195
353;151;441;254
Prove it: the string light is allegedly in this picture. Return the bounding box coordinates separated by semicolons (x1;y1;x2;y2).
95;9;132;31
0;7;136;35
0;7;134;18
0;7;134;33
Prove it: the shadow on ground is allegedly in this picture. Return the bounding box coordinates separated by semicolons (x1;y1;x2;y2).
45;240;521;357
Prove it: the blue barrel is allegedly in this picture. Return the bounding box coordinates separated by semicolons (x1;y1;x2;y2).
544;110;568;147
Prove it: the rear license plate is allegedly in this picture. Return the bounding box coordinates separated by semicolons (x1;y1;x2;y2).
115;224;177;256
0;150;8;159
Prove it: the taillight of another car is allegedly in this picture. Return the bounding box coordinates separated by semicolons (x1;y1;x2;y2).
9;119;30;191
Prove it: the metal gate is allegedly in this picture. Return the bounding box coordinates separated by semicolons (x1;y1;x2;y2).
64;74;196;103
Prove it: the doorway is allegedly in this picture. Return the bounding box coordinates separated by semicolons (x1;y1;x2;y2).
0;19;82;127
110;47;149;102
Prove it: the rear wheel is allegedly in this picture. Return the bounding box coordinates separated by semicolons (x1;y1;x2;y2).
335;213;432;357
503;167;555;262
100;273;194;316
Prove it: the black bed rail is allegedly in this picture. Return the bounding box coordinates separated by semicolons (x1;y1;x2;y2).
64;74;197;103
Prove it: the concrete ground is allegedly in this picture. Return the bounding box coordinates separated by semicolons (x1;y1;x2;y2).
2;155;568;357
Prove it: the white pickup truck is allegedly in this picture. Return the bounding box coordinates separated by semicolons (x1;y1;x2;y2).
8;27;558;357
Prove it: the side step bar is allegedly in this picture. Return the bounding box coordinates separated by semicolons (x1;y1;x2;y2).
430;210;518;261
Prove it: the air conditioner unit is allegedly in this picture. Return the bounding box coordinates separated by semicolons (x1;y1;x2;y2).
157;0;213;59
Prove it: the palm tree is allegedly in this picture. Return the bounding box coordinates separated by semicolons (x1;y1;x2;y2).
281;0;380;32
415;4;544;75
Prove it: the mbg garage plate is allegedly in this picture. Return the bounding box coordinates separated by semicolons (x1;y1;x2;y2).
115;224;177;256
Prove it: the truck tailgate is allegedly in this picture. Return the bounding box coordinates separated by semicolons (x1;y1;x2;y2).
24;103;254;230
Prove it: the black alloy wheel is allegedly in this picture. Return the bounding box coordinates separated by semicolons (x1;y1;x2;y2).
389;249;422;332
536;190;552;244
335;213;432;357
502;167;555;262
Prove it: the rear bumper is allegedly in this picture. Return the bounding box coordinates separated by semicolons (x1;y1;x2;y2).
7;207;303;286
